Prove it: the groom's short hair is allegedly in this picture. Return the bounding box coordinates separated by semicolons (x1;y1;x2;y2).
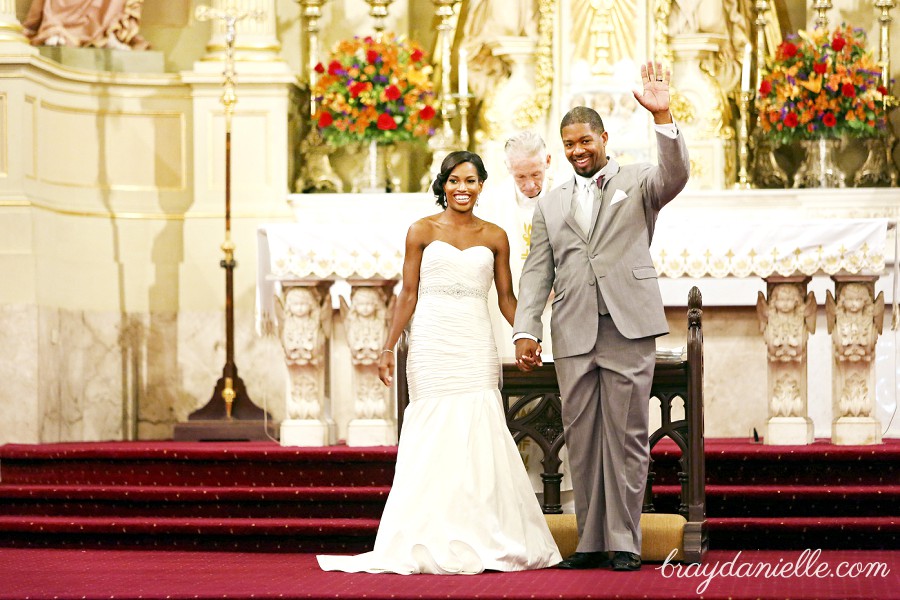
560;106;605;136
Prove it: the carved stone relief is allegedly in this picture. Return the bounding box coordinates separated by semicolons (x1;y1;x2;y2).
825;278;884;445
756;278;816;444
275;285;331;421
340;283;398;446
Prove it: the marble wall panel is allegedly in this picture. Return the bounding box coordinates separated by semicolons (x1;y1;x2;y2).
36;306;61;442
0;304;39;443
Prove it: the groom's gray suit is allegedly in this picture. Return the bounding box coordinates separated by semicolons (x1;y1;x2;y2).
514;130;689;555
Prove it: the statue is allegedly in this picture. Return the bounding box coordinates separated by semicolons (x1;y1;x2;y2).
826;280;885;445
756;284;816;363
276;287;329;367
756;280;816;445
461;0;538;99
826;283;884;364
275;286;331;422
341;284;397;446
668;0;750;91
23;0;150;49
340;287;393;367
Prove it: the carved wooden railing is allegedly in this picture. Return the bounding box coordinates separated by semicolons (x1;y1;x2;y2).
397;287;707;563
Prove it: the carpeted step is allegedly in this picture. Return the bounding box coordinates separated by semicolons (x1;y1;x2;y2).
707;516;899;550
650;484;900;517
0;515;379;553
0;484;390;519
2;439;897;553
649;439;899;487
0;442;397;487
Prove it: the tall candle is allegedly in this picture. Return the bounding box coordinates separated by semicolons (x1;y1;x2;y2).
741;43;752;93
458;48;468;96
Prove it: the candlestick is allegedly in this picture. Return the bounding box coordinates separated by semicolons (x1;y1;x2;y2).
813;0;832;30
735;90;752;189
741;43;752;93
458;93;470;149
458;48;468;97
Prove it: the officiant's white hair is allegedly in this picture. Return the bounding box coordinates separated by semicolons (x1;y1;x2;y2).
504;131;548;167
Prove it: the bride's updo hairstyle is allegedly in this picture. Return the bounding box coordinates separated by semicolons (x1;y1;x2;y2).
432;150;488;208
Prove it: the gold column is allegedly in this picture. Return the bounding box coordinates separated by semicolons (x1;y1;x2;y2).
295;0;343;193
876;0;895;96
749;0;789;188
754;0;769;94
0;0;29;43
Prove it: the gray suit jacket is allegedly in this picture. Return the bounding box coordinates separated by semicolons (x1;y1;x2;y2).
514;130;690;358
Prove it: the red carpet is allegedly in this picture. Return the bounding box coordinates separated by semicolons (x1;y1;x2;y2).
0;439;897;552
0;547;896;600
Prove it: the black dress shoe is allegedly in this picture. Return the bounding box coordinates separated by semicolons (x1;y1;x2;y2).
556;551;611;569
611;551;642;571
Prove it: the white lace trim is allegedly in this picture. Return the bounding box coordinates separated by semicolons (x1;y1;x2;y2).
419;283;487;300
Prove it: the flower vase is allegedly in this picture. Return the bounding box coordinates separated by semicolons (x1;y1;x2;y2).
356;140;388;193
792;138;845;189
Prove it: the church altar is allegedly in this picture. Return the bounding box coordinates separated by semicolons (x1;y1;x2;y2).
257;188;899;447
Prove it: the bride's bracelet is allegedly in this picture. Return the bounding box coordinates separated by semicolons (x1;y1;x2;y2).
381;349;394;354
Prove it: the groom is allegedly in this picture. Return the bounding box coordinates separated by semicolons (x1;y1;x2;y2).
513;62;690;571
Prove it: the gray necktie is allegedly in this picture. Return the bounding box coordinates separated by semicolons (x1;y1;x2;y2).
573;176;603;236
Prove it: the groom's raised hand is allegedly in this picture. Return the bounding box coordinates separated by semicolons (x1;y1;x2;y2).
634;60;673;124
515;338;543;372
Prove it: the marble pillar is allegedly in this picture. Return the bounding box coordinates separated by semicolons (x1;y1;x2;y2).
275;282;335;446
756;277;816;445
341;281;397;446
826;276;885;445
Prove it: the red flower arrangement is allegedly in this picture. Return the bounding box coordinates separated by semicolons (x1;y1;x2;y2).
755;24;888;145
312;34;437;146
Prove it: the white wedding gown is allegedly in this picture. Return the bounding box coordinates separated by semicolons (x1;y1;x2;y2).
317;240;561;574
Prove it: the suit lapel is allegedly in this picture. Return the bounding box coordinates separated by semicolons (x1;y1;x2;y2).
560;178;588;243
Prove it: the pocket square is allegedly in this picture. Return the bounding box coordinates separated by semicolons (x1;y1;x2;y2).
611;189;628;205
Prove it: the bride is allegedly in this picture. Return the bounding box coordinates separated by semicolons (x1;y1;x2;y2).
317;151;561;575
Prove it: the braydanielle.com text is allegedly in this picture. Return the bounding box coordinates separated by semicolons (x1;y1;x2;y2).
656;548;891;594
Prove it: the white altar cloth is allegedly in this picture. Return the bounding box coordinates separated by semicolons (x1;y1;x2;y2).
651;216;888;279
257;193;889;331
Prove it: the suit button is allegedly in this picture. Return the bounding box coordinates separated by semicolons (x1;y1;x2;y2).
589;280;596;286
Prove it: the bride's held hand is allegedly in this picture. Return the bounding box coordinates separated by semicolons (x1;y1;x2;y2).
378;349;395;386
515;339;542;372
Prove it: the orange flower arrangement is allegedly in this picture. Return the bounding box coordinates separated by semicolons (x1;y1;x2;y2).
312;34;437;146
756;25;888;145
